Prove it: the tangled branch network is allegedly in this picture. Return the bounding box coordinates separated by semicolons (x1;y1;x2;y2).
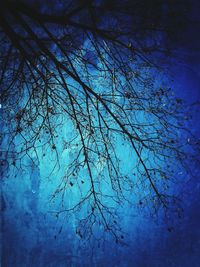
0;0;199;243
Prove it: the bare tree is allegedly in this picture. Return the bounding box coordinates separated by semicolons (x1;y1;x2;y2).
0;0;199;244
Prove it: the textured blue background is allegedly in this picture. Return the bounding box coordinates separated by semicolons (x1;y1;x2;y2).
1;1;200;266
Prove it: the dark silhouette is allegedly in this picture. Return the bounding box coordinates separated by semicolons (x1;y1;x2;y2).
0;0;199;243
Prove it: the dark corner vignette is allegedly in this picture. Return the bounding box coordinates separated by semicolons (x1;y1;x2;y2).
0;1;200;266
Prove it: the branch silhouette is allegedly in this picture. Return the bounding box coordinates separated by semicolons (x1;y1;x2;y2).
0;0;199;244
